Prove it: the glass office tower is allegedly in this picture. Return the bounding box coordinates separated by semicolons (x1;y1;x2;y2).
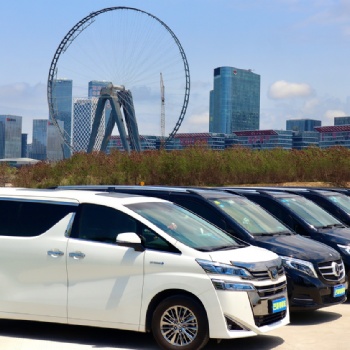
88;80;112;127
209;67;260;133
52;79;73;158
0;115;22;159
286;119;321;133
31;119;64;161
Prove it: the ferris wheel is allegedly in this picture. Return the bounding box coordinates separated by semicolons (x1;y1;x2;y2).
47;7;190;154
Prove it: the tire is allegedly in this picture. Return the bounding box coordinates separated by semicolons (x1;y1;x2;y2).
151;295;209;350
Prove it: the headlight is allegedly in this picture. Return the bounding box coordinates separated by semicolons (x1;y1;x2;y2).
196;259;253;279
281;256;317;278
337;244;350;255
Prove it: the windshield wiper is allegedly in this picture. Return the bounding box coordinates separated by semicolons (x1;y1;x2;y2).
255;231;292;236
320;224;345;229
198;245;241;252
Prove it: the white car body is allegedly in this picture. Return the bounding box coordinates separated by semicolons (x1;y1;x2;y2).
0;188;289;347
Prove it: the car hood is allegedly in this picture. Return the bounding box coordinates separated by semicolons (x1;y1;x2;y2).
254;234;340;263
317;227;350;245
208;245;279;265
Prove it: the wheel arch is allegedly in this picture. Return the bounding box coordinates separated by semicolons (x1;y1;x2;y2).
145;289;208;332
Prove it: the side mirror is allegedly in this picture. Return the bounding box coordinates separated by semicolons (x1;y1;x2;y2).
116;232;144;252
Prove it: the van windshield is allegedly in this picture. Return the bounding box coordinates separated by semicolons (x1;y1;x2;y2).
208;197;292;235
126;202;246;251
323;192;350;213
277;195;342;228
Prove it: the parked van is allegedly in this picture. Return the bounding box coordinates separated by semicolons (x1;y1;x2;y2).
0;188;289;350
55;185;348;311
226;188;350;283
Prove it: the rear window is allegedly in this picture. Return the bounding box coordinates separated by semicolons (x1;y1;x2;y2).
0;199;76;237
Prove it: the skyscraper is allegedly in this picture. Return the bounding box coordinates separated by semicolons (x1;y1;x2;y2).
72;97;105;153
88;80;112;127
209;67;260;133
30;119;64;161
51;79;73;158
0;115;22;159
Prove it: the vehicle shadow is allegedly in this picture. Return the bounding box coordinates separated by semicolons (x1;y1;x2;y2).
0;304;344;350
0;319;285;350
289;303;345;326
0;320;158;349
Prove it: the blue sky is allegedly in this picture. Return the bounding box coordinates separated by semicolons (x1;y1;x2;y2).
1;0;350;141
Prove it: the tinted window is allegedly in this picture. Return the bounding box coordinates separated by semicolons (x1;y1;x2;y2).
172;196;225;228
0;199;76;237
72;203;137;243
71;203;177;252
207;196;292;235
276;195;342;228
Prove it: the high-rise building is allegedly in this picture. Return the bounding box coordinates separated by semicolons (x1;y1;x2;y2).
30;120;64;161
88;80;112;98
51;79;73;158
286;119;321;133
0;115;22;159
72;97;105;153
334;116;350;126
88;80;112;127
21;133;28;158
209;67;260;133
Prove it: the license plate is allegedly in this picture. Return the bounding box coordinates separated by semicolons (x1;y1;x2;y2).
270;297;287;313
333;284;346;298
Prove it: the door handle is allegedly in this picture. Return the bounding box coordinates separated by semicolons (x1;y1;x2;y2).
69;251;86;260
47;250;64;258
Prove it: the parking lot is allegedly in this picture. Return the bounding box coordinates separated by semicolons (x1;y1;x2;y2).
0;299;349;350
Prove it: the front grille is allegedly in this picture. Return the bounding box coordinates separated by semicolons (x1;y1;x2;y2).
254;310;287;327
255;281;287;298
318;259;345;281
250;266;285;281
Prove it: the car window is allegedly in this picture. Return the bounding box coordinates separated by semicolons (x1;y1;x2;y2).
127;202;246;251
71;203;178;252
207;196;292;235
172;197;225;228
72;203;137;243
0;199;76;237
277;195;341;228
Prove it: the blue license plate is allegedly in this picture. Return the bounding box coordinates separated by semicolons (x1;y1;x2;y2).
271;297;287;313
333;284;346;298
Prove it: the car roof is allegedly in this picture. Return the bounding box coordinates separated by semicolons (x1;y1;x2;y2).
0;187;167;206
53;185;243;200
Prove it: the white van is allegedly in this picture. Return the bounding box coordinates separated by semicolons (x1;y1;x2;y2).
0;188;289;349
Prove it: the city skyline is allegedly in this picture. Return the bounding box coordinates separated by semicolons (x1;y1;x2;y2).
1;0;350;142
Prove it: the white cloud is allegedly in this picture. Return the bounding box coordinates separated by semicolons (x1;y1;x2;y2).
268;80;312;99
302;98;320;114
323;109;347;123
179;112;209;133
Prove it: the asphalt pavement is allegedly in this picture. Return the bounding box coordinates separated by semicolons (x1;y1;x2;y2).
0;300;349;349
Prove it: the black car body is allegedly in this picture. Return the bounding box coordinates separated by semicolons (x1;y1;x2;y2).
223;188;350;282
55;185;348;311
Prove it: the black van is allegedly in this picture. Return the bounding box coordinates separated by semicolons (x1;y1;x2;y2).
248;187;350;227
55;185;347;311
224;188;350;282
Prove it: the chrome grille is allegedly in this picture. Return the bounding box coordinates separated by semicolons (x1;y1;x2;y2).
318;259;345;281
255;281;287;298
250;266;284;281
